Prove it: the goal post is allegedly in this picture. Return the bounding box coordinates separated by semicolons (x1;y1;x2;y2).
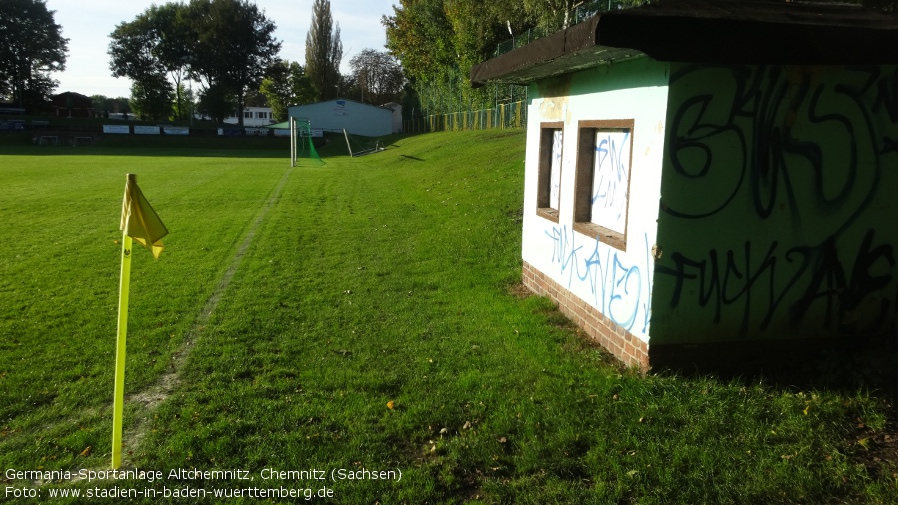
343;129;353;157
342;129;385;157
290;116;323;166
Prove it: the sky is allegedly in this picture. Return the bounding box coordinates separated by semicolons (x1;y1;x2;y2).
46;0;399;98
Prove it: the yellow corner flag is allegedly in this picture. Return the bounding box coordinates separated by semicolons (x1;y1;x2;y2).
112;174;167;469
121;174;168;259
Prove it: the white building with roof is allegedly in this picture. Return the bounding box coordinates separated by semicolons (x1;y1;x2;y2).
224;107;275;127
288;99;392;137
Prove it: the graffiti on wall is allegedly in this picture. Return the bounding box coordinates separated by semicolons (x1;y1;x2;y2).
545;225;652;336
657;229;894;334
591;129;632;234
656;65;898;337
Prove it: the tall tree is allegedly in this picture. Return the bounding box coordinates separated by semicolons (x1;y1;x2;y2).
522;0;577;29
196;83;235;123
149;2;193;120
383;0;641;116
129;77;173;120
108;10;174;116
305;0;343;101
259;59;315;121
186;0;281;125
109;0;280;125
382;0;454;86
0;0;68;110
348;49;405;105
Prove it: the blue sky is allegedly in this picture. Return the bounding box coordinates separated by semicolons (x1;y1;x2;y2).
46;0;398;98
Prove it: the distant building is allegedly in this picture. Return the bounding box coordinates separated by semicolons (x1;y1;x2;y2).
288;99;393;137
224;107;275;127
51;92;94;118
382;102;403;134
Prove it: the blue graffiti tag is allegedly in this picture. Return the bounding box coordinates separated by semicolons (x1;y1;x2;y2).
544;225;651;334
592;130;631;232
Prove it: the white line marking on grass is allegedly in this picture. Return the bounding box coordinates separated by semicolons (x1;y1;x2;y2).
122;167;294;461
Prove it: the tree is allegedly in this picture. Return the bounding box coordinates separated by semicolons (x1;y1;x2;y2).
382;0;454;86
382;0;477;115
522;0;577;29
148;2;193;121
185;0;281;126
305;0;343;101
259;59;315;121
196;83;235;123
383;0;639;117
108;10;174;117
0;0;68;110
348;49;405;105
90;94;131;116
129;77;173;120
109;0;280;125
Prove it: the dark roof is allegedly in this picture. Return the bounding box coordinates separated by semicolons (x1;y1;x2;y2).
52;91;92;100
471;0;898;86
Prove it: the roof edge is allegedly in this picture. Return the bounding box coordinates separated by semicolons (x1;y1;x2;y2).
471;0;898;87
471;16;606;87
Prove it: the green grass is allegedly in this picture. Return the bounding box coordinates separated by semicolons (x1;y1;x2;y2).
1;131;896;504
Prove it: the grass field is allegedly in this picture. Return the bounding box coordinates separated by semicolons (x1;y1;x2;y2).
1;131;896;504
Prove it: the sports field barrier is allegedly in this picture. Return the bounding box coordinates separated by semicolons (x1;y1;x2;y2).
403;100;527;133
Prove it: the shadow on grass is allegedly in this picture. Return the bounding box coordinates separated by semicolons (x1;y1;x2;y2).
651;335;898;483
650;335;898;395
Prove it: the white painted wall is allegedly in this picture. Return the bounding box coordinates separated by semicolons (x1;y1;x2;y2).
521;56;670;343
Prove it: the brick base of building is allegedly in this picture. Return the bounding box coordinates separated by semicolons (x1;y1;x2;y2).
521;261;649;371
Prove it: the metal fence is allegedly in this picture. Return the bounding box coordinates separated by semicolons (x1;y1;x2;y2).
404;100;527;133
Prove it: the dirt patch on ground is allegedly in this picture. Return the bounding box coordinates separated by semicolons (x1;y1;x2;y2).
849;400;898;481
506;282;532;299
505;206;523;225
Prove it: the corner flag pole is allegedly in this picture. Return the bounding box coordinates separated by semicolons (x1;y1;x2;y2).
112;173;168;469
111;233;132;469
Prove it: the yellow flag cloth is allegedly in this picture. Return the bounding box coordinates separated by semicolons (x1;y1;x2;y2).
120;174;168;259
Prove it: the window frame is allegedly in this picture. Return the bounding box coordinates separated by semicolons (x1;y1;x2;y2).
573;119;635;251
536;121;565;223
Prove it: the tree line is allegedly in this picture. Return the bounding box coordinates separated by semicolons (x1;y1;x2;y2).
384;0;898;119
110;0;404;124
3;0;896;122
382;0;649;119
1;0;404;124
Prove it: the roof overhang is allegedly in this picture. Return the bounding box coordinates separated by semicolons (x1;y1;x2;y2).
471;0;898;87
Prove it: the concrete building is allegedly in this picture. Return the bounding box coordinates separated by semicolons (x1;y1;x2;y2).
471;0;898;371
288;99;393;137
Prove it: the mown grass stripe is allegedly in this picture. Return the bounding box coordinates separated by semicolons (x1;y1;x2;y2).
122;167;294;461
